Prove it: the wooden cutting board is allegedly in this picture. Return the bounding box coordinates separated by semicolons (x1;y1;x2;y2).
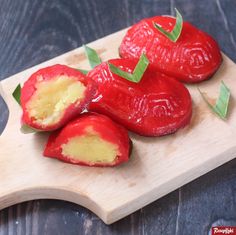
0;29;236;225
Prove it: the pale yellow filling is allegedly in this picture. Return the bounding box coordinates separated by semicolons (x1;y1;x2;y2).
61;131;119;164
27;76;86;126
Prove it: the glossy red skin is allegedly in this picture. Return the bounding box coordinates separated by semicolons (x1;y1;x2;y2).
21;64;96;131
119;16;222;83
43;112;131;167
88;59;192;136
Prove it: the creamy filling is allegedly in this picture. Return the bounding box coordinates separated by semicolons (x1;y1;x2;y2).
62;130;119;164
27;76;86;126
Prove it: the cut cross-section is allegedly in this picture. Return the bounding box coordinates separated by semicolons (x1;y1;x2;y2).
62;131;119;164
21;64;96;131
44;113;131;167
27;76;86;126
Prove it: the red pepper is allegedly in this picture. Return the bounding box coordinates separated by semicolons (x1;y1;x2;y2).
119;16;222;83
88;58;192;136
21;64;96;131
44;112;131;167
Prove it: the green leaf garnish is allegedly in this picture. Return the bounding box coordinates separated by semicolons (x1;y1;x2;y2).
198;81;230;120
83;45;102;68
12;84;22;106
153;8;183;42
77;68;89;75
20;124;39;134
108;54;149;83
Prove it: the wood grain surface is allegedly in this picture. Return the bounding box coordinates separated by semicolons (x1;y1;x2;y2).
0;0;236;234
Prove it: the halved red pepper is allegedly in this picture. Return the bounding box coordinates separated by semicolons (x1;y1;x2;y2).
21;64;96;131
88;58;192;137
119;16;222;83
44;112;131;167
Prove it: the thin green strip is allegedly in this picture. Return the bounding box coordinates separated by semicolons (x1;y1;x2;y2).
198;81;231;120
108;54;149;83
77;68;89;75
153;8;183;42
20;124;38;134
83;45;102;68
12;84;22;106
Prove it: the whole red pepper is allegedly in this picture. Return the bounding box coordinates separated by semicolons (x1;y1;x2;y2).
21;64;96;131
44;112;131;167
119;16;222;83
88;58;192;136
